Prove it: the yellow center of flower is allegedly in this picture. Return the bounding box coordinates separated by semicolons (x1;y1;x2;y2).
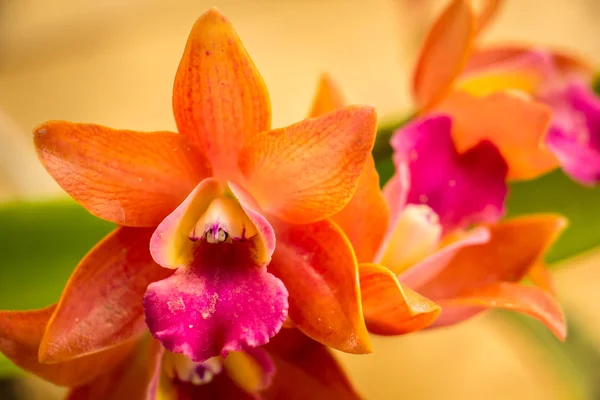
189;196;258;244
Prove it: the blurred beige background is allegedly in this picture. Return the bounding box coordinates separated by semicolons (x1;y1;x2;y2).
2;0;600;399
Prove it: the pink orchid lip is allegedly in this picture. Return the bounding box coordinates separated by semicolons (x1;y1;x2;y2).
143;239;288;363
391;114;508;232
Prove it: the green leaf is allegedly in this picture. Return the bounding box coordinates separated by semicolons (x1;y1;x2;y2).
507;170;600;263
0;199;113;375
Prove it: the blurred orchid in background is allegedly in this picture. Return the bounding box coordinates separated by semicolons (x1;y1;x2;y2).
312;74;567;340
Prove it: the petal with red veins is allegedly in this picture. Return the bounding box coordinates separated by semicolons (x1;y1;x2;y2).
39;227;171;363
172;7;271;177
433;282;566;340
143;241;288;362
391;114;507;232
238;106;377;224
34;122;211;227
332;157;390;263
359;263;440;335
0;305;135;387
267;219;371;354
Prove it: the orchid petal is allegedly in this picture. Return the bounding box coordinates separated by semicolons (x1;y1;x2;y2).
392;115;508;232
268;219;371;354
412;0;475;109
228;181;277;263
435;90;556;180
465;45;595;80
382;171;409;225
434;282;566;340
172;7;271;177
144;241;288;362
150;178;275;269
543;80;600;185
39;228;171;363
332;157;390;263
224;348;275;393
359;263;440;335
34;122;211;227
262;329;361;400
399;226;490;288
527;263;556;295
308;73;346;117
306;76;388;262
66;337;164;400
376;204;441;274
0;305;135;387
474;0;505;34
239;106;377;224
418;215;567;300
150;178;222;269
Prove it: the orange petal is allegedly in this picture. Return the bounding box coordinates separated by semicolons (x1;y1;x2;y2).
34;121;211;227
399;226;490;288
412;0;476;110
67;337;164;400
239;106;377;224
263;329;362;400
308;73;346;117
474;0;504;34
268;219;371;354
435;90;557;180
0;305;136;387
359;263;440;335
331;157;389;263
437;282;566;340
418;214;567;300
172;7;271;177
39;228;171;364
527;262;556;295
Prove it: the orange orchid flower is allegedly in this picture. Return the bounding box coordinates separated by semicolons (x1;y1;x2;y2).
22;6;378;378
313;74;567;339
459;44;600;185
0;305;360;399
412;0;558;181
